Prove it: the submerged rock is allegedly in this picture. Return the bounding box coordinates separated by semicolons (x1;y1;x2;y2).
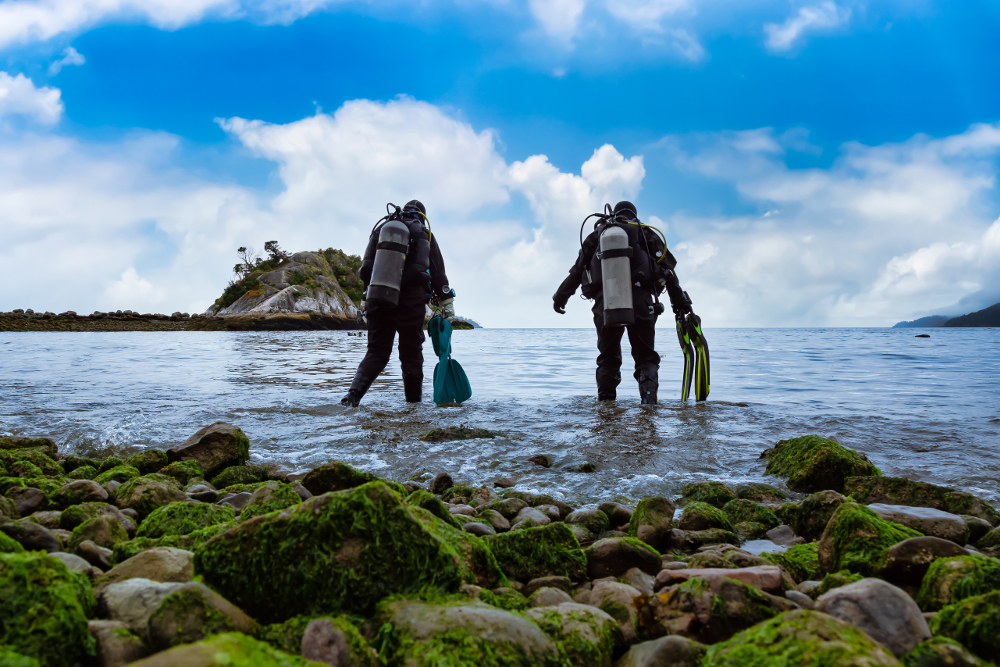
166;422;250;480
815;578;930;656
817;502;922;575
762;435;881;493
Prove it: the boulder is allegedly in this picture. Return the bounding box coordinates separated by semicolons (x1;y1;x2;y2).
531;494;573;519
930;590;1000;662
701;609;900;666
654;566;786;595
125;632;322;667
566;508;610;534
428;472;453;495
60;502;135;537
463;522;496;537
98;457;127;473
964;515;993;544
300;460;378;496
94;547;195;597
486;522;587;582
478;509;511;533
721;499;779;530
239;482;301;521
815;578;930;656
126;449;169;475
51;479;109;509
844;477;1000;527
682;528;740;548
489;497;529;519
111;523;232;566
94;465;141;486
210;464;272;490
0;494;19;520
523;575;573;597
158;460;205;487
166;423;250;480
89;620;149;667
817;502;922;575
528;586;573;607
628;497;676;552
511;506;551;529
590;581;643;645
762;435;881;493
376;599;561;665
877;537;969;586
613;636;706;667
0;436;57;457
599;502;634;527
1;519;61;552
101;578;185;627
916;554;1000;611
217;491;252;511
736;483;787;505
115;475;187;519
622;567;656;595
146;581;258;651
48;551;94;577
786;590;815;610
68;515;129;553
636;575;797;644
194;481;504;623
810;570;864;600
137;501;235;539
7;487;48;516
407;489;463;528
0;551;97;667
300;617;378;666
527;602;624;667
867;503;968;544
760;542;820;583
0;448;63;476
586;537;661;579
680;482;736;509
900;636;989;667
678;501;733;532
792;490;849;541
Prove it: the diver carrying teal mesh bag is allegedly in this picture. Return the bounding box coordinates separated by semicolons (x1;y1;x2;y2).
427;314;472;406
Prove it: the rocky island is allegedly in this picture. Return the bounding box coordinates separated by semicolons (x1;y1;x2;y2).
2;430;999;666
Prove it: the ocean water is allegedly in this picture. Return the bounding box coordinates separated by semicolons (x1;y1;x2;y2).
2;327;998;506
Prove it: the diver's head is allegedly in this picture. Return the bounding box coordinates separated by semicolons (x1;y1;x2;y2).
613;201;637;220
403;200;426;217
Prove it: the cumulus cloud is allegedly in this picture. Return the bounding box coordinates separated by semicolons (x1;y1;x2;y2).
0;71;63;123
764;1;850;52
48;45;85;74
527;0;586;44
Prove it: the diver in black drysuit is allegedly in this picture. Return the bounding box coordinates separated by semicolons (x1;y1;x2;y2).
341;200;455;407
552;201;693;404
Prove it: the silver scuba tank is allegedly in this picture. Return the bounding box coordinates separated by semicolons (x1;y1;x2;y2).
599;225;634;326
367;218;410;305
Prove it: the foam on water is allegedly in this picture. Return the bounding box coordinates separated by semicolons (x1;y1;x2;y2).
1;327;998;505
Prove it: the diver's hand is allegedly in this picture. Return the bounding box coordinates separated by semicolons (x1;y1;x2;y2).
553;298;567;315
440;297;456;320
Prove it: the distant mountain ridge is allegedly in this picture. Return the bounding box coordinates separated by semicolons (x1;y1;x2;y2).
893;301;1000;328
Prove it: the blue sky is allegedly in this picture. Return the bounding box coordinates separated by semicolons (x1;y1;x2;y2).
2;0;1000;326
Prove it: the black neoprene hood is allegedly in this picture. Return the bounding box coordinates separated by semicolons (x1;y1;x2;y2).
613;201;637;218
404;200;426;216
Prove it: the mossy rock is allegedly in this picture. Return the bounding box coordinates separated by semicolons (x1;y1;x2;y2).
763;435;881;493
527;603;624;667
126;449;168;475
679;501;734;532
94;464;141;485
627;496;676;551
479;588;530;611
300;461;378;496
684;528;741;548
9;461;45;479
900;636;987;667
68;515;129;553
0;437;57;457
419;426;504;442
0;646;40;667
681;481;737;509
737;483;787;504
160;460;206;486
59;502;123;531
97;456;127;473
125;632;324;667
65;465;98;481
486;522;587;582
241;483;301;521
219;481;274;494
930;591;1000;663
792;490;849;542
916;554;1000;611
775;501;801;526
112;523;234;565
441;484;478;503
137;501;236;539
0;530;25;553
0;449;63;477
702;609;900;666
0;552;97;667
762;543;820;583
194;481;504;623
257;614;320;654
116;474;187;519
844;477;1000;527
406;489;464;528
723;499;779;530
809;570;864;600
27;477;72;497
817;502;922;576
210;465;270;489
62;455;99;473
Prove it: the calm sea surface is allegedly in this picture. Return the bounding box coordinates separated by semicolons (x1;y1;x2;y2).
2;328;998;505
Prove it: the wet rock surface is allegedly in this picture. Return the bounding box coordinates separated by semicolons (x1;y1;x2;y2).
815;578;931;656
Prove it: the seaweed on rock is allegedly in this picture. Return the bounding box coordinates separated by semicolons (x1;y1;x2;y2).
94;464;140;485
240;482;302;522
486;522;587;582
126;631;323;667
136;501;236;539
916;554;1000;611
762;542;820;582
930;590;1000;662
763;435;881;493
112;522;235;565
817;502;922;576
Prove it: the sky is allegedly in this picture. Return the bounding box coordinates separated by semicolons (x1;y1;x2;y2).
2;0;1000;327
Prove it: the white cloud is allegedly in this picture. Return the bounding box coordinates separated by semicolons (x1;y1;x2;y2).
48;45;85;74
0;71;63;123
528;0;586;44
764;1;850;52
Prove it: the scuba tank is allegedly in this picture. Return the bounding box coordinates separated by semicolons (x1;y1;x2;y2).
367;217;410;305
598;225;635;326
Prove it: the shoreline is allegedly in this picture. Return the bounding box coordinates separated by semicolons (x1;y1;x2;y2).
0;310;363;332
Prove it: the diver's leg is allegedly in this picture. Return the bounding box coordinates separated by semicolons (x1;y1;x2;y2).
342;304;395;406
594;306;625;400
396;303;427;403
628;320;660;404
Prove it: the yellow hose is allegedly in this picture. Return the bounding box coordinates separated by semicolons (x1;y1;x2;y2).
622;220;668;264
418;211;432;241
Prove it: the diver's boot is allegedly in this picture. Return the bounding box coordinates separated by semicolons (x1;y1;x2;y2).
639;380;658;405
341;370;375;407
340;389;363;407
402;370;423;403
597;392;616;402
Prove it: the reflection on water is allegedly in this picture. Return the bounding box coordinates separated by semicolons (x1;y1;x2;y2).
1;328;999;505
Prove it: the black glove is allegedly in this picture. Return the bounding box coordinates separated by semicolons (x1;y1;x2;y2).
553;296;567;314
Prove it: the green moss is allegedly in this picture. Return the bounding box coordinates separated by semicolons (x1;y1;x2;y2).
0;530;24;553
722;499;779;529
775;502;800;526
148;587;243;650
65;465;97;481
116;473;186;519
62;455;98;473
486;522;587;582
137;501;236;539
68;515;129;552
112;522;234;565
241;483;302;521
479;588;529;611
684;528;741;548
300;460;379;496
628;496;675;538
900;636;986;667
406;489;464;528
680;501;734;532
23;478;64;496
9;461;44;478
128;631;324;666
97;456;126;473
791;490;848;542
844;477;1000;527
211;465;271;489
0;437;57;457
762;543;820;582
917;555;1000;611
194;481;504;623
737;483;787;503
160;460;206;486
810;570;864;600
821;502;922;576
0;496;16;521
0;552;96;667
0;646;41;667
258;616;375;666
441;484;478;503
0;449;63;477
221;481;274;494
530;606;622;667
94;464;140;485
58;502;119;531
126;449;168;475
930;591;1000;662
681;481;737;508
764;435;881;493
703;609;899;666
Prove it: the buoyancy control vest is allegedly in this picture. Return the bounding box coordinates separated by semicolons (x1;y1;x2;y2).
581;220;658;324
366;206;433;306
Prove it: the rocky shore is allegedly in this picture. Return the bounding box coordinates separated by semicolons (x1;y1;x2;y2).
0;310;362;332
2;429;999;666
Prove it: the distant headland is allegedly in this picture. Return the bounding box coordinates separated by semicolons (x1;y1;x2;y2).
893;301;1000;328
